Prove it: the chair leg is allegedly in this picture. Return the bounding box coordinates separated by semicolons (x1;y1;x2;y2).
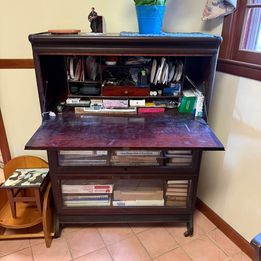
34;189;42;216
6;189;16;218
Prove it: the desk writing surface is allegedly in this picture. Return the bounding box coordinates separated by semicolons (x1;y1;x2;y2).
25;113;224;150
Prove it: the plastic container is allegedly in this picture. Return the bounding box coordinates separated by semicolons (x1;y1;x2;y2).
136;5;166;34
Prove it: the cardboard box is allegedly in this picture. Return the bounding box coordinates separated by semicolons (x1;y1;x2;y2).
178;90;196;114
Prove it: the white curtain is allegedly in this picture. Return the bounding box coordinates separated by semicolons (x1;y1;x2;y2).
202;0;237;20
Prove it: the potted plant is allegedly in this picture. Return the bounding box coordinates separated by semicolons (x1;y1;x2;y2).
134;0;167;34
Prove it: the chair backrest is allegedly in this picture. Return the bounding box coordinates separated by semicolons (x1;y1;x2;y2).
3;155;48;180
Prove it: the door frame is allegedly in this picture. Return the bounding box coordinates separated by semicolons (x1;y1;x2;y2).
0;109;11;164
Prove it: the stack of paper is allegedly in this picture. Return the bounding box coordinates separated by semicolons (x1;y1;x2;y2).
113;180;164;206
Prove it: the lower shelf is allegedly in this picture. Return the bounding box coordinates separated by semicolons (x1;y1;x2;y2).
59;213;192;224
55;213;194;238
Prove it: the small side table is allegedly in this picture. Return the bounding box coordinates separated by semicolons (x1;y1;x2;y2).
0;168;49;218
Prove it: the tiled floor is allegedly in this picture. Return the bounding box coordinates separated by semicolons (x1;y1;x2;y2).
0;210;252;261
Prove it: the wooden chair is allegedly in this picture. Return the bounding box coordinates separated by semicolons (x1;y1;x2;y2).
0;155;54;247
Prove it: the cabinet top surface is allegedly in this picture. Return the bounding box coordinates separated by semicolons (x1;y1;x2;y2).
25;113;223;150
29;32;222;41
28;32;222;54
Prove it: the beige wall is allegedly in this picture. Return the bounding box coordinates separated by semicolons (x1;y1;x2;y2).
0;0;260;241
198;74;261;241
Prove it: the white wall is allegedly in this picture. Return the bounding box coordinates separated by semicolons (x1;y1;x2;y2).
0;0;260;241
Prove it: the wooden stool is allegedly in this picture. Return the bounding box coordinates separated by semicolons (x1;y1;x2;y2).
0;156;54;247
1;168;49;218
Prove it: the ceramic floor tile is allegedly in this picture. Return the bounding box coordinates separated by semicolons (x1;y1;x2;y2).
153;247;192;261
165;223;204;245
0;248;33;261
31;236;72;261
229;251;252;261
182;235;229;261
62;225;94;237
98;224;134;246
194;210;216;234
137;227;178;258
165;210;216;245
130;223;157;234
29;238;45;247
107;235;151;261
27;224;47;247
208;228;241;257
0;239;30;257
63;227;104;259
74;248;113;261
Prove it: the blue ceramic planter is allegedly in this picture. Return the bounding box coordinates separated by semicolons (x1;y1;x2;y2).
136;5;166;34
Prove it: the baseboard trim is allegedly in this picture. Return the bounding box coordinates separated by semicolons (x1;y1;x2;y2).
0;59;34;69
196;198;255;259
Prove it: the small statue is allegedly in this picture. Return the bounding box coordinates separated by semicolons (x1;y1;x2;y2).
88;7;98;33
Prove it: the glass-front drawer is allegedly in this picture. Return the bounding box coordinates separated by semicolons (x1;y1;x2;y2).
110;150;162;166
165;179;192;208
62;179;113;207
164;150;193;167
61;178;193;208
59;150;108;166
58;150;193;168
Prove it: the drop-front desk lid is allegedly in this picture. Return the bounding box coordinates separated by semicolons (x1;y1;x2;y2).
25;113;224;150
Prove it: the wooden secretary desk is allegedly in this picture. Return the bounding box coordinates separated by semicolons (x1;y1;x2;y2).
25;32;224;237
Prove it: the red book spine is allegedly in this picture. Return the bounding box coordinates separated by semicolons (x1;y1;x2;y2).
94;185;111;189
138;108;165;113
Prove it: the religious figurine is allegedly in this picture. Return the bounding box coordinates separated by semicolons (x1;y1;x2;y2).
88;7;98;33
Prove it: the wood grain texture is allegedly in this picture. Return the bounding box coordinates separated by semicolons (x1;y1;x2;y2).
0;59;34;69
0;109;11;164
42;183;53;247
0;156;53;247
0;202;42;229
25;113;224;150
217;58;261;81
218;0;261;79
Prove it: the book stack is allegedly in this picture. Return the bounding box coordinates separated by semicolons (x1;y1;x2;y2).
59;150;108;166
62;180;113;207
110;150;161;166
113;180;164;206
165;180;189;207
165;150;192;167
75;107;137;115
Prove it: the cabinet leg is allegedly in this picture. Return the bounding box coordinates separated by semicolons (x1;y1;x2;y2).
54;215;61;238
184;216;193;237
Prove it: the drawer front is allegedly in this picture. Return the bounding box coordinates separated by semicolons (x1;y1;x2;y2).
55;177;195;213
53;150;198;173
102;86;150;96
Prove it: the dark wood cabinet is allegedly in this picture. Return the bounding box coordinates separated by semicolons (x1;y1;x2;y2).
26;33;223;237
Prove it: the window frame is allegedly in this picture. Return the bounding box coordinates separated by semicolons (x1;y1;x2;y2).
217;0;261;81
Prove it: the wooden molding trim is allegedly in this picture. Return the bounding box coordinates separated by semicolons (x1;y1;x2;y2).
0;59;34;69
196;198;255;259
217;58;261;81
0;109;11;164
